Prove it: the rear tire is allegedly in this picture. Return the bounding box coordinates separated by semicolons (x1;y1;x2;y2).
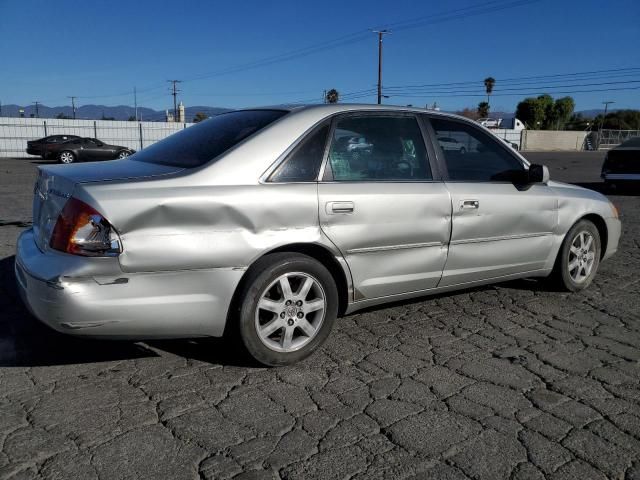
58;151;75;164
235;253;338;366
551;219;601;292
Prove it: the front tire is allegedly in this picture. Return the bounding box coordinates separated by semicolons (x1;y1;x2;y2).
552;219;601;292
58;151;76;164
117;150;130;159
236;253;338;366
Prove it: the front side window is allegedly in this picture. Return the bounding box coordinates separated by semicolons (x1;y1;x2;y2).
430;118;524;182
269;122;329;182
326;115;431;181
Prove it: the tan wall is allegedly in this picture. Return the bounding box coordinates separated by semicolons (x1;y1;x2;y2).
521;130;587;151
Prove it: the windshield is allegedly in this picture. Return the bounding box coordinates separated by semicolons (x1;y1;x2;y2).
132;109;288;168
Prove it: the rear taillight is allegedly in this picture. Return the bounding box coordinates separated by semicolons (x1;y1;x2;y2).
50;198;122;256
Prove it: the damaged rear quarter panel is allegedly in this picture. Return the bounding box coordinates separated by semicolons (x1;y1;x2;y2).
77;180;322;273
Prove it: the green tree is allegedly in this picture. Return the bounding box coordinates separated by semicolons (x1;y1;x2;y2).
550;96;575;130
193;112;209;123
477;101;490;118
325;89;340;104
55;112;71;119
596;109;640;129
516;97;546;129
483;77;495;105
127;115;137;121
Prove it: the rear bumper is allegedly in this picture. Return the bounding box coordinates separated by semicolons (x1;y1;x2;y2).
26;147;43;156
15;228;244;338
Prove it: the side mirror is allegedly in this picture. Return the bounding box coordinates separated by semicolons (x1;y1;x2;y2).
96;142;104;147
528;164;549;184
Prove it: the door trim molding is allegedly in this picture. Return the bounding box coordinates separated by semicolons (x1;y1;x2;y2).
450;231;553;246
346;241;442;254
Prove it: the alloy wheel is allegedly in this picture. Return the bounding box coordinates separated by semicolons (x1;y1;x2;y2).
254;272;326;353
568;231;596;283
59;152;74;164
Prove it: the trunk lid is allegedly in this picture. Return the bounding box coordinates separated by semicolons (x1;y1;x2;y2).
32;159;183;251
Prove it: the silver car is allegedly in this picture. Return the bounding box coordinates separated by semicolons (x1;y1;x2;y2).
15;105;621;366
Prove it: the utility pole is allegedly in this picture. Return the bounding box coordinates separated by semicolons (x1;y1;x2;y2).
598;100;614;149
67;96;77;119
32;101;40;118
134;86;138;121
373;30;391;105
168;80;182;121
323;89;327;104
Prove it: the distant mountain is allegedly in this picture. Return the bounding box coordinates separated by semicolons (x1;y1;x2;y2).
0;104;231;122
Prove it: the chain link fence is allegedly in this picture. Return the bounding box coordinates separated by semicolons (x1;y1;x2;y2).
595;129;640;150
0;117;193;157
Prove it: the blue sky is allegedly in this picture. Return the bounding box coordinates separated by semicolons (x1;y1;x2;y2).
1;0;638;113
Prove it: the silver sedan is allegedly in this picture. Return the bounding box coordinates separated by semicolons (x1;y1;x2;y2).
15;105;621;365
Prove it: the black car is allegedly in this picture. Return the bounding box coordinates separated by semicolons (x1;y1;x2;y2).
45;137;136;164
26;135;81;158
601;136;640;189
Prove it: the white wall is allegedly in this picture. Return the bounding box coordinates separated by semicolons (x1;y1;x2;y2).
521;130;587;151
0;117;193;157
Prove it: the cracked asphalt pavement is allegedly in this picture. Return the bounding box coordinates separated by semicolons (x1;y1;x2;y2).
1;152;638;479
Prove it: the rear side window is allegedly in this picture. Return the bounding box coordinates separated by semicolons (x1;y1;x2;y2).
133;110;288;168
268;122;329;182
430;118;524;182
326;115;431;181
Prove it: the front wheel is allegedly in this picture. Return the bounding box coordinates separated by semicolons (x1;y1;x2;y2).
117;150;130;159
236;253;338;366
552;219;601;292
58;151;75;164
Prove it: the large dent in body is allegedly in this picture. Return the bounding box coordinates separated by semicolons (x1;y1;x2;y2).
78;182;324;273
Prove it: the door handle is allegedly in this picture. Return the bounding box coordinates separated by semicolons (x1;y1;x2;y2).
460;199;479;210
326;201;354;214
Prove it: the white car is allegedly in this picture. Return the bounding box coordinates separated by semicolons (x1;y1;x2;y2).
437;136;466;154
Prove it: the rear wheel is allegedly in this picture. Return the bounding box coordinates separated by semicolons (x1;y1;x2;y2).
552;219;601;291
58;151;75;164
235;253;338;366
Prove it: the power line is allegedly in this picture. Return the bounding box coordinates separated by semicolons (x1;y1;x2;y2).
383;79;640;96
384;67;640;91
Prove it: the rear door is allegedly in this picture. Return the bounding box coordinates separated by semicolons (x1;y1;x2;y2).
318;113;451;300
425;115;558;287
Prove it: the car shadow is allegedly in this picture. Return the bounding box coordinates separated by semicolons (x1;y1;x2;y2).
0;255;159;367
350;276;562;316
30;160;56;165
0;255;257;368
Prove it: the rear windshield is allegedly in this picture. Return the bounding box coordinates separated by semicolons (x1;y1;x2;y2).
132;109;288;168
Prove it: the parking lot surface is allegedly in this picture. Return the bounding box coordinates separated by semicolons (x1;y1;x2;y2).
0;152;638;480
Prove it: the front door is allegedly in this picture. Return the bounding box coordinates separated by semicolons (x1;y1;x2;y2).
318;113;451;300
427;116;558;287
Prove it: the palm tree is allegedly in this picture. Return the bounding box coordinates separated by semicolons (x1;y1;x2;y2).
477;101;490;118
325;89;340;104
483;77;495;105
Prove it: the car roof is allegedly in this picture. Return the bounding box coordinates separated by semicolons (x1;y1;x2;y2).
614;136;640;149
239;103;473;123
